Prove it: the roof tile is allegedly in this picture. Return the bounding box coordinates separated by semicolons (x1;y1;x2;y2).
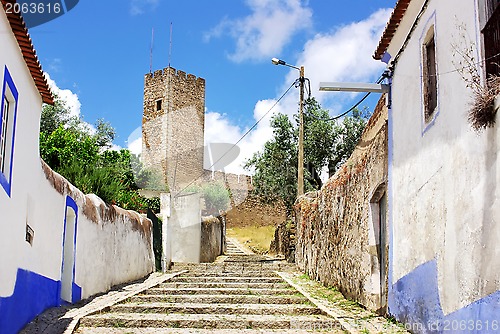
1;0;54;104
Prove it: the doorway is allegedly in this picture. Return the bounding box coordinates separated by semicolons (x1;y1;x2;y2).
370;184;388;314
60;196;78;304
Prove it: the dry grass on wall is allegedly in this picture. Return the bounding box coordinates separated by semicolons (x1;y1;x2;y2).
468;76;500;131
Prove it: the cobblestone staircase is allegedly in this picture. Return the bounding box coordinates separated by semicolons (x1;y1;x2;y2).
75;259;341;333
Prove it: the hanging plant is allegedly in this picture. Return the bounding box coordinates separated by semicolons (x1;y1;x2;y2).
451;21;500;131
468;75;500;131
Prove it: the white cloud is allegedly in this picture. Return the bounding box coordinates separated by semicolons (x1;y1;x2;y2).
205;0;312;63
130;0;160;16
289;8;392;110
204;8;392;175
127;126;143;155
204;99;284;175
44;72;81;118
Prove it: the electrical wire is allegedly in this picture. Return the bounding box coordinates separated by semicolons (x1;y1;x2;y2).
173;80;298;199
427;51;500;78
311;72;388;122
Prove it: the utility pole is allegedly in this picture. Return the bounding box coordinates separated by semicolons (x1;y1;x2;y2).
298;66;305;196
271;58;306;197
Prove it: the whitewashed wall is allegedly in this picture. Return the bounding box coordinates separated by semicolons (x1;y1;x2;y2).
385;0;500;330
0;7;154;334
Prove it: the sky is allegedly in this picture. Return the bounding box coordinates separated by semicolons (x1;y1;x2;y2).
29;0;396;175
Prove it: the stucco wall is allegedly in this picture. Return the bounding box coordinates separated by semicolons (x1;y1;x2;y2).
168;193;202;263
294;98;388;313
163;192;225;264
0;7;154;333
386;0;500;330
41;162;155;300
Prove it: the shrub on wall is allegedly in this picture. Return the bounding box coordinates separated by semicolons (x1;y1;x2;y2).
39;100;161;213
201;182;230;216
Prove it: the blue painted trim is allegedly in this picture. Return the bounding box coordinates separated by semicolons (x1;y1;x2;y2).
381;51;392;64
0;66;19;197
0;269;59;334
59;196;80;304
390;260;500;333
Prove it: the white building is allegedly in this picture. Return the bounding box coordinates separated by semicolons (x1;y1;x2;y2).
374;0;500;331
0;3;154;333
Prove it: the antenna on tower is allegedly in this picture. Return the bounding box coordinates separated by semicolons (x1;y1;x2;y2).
168;22;173;67
149;27;154;73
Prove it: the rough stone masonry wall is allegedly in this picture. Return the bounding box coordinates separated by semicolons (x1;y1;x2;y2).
200;216;225;263
203;170;287;228
142;67;205;191
294;98;388;312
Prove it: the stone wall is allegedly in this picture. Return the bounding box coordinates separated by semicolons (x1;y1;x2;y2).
142;67;205;191
200;216;225;263
203;170;287;228
294;97;388;313
225;194;287;228
269;222;291;258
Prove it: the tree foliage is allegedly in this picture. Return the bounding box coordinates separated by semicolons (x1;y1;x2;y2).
201;182;230;216
39;95;161;212
328;108;369;175
245;113;298;214
245;97;368;213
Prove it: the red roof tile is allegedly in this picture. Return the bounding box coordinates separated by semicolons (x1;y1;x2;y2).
373;0;412;60
1;0;54;104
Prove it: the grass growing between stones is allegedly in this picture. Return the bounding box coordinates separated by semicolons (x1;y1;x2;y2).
227;225;275;254
286;273;409;333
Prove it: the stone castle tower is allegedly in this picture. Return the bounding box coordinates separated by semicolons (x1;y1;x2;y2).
142;67;206;191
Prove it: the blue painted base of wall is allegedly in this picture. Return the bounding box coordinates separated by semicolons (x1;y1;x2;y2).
0;269;81;334
389;260;500;333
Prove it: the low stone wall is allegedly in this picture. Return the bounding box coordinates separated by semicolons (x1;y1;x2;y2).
294;98;388;313
226;194;286;228
200;216;225;263
269;222;290;258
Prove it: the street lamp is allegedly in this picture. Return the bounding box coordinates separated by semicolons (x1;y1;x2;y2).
271;58;305;197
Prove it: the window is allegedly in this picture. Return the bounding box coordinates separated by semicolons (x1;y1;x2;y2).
482;0;500;77
156;99;162;111
0;66;19;197
422;27;438;125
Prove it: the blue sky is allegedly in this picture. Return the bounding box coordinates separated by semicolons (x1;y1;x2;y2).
29;0;396;174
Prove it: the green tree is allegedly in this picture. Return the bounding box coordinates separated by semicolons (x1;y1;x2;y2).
39;125;99;171
245;113;298;213
94;118;116;149
328;108;369;176
40;95;79;135
245;98;368;214
39;99;162;212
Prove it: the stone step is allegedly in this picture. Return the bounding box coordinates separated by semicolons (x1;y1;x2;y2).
110;302;323;316
144;287;295;296
80;312;338;330
169;276;283;283
131;294;309;304
160;282;290;289
178;271;279;277
170;262;296;272
76;328;343;333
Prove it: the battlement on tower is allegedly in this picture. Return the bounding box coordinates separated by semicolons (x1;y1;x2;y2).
145;67;205;87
